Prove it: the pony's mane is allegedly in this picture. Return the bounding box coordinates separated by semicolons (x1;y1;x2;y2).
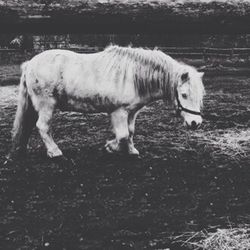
104;45;204;106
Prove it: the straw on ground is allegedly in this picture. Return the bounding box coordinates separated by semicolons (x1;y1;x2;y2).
173;226;250;250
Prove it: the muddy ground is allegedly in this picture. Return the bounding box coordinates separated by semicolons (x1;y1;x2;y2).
0;76;250;250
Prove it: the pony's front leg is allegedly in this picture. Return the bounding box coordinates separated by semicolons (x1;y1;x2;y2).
105;108;129;153
36;107;63;158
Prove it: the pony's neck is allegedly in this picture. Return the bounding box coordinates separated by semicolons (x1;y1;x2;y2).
131;50;181;105
141;65;178;105
137;79;170;105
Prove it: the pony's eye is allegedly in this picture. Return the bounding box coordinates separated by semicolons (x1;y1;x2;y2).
182;93;188;99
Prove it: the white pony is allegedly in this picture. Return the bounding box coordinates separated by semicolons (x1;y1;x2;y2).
9;45;205;159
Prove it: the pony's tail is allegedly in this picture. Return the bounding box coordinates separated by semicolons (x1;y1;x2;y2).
12;61;29;140
8;61;38;159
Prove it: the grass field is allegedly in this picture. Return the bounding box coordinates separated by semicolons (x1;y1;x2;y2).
0;74;250;249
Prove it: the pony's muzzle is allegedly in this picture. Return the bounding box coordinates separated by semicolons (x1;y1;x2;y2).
184;113;202;129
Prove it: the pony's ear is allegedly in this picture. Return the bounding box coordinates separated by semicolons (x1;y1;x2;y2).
198;72;204;78
181;72;189;82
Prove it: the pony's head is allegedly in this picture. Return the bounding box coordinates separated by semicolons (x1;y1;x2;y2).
174;66;205;129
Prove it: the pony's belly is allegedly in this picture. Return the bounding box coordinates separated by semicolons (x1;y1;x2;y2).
57;95;119;114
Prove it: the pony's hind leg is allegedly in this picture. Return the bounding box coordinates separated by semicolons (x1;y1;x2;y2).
127;110;140;155
105;108;129;153
36;103;63;158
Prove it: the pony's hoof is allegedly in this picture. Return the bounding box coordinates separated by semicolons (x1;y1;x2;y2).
47;148;63;159
105;145;114;154
128;147;140;156
104;140;119;154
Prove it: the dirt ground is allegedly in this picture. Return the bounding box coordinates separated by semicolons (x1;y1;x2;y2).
0;76;250;250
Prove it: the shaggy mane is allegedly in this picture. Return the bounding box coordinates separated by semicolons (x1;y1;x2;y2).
104;45;203;106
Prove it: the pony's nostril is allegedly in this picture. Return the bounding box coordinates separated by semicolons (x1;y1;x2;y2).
191;121;197;129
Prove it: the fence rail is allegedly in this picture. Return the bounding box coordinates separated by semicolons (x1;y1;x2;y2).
0;46;250;77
